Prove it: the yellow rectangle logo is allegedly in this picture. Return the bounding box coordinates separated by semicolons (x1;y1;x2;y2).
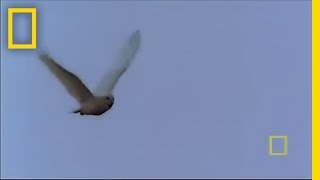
269;135;288;156
8;7;37;49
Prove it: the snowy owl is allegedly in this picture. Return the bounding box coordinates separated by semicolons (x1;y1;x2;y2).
38;30;141;116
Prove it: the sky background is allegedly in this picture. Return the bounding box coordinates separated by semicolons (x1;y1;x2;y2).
1;0;311;178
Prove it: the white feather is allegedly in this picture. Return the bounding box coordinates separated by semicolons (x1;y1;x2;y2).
94;30;141;96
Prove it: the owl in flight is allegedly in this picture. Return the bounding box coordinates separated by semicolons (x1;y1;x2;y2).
38;30;141;116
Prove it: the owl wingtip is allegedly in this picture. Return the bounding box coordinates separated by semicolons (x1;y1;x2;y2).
133;30;141;38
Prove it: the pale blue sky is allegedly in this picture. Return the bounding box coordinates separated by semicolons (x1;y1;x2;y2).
1;1;311;178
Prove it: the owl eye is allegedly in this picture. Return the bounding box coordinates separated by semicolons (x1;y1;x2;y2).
106;97;110;100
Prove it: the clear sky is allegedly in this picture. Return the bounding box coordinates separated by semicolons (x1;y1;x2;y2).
1;0;311;178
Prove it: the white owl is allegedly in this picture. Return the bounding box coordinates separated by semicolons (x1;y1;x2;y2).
38;30;141;116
